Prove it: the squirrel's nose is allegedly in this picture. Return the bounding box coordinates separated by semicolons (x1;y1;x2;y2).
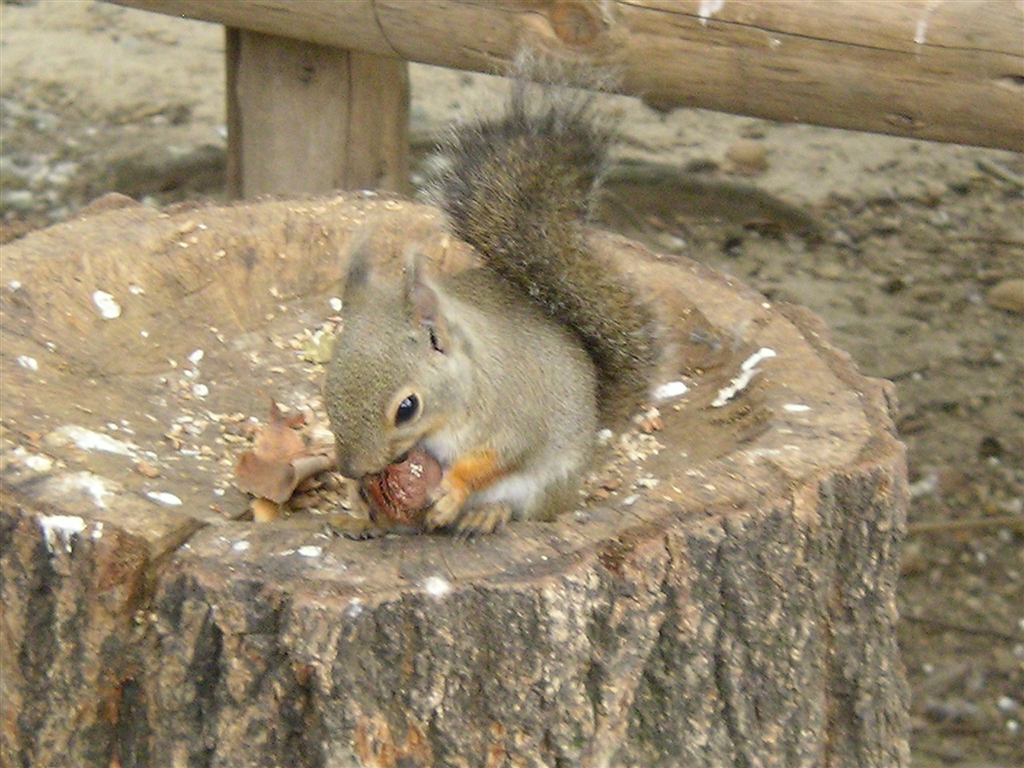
336;451;391;480
335;451;364;479
338;459;370;479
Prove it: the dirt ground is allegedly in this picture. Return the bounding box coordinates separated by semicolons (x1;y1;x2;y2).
2;2;1022;765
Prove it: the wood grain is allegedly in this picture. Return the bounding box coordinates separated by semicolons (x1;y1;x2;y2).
226;28;409;197
111;0;1024;150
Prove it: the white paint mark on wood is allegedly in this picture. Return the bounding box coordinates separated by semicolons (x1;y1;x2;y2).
92;290;122;319
653;380;689;401
146;490;183;506
49;424;137;456
915;0;943;46
698;0;725;26
422;575;451;597
39;514;87;554
711;347;777;407
52;471;112;509
21;450;55;472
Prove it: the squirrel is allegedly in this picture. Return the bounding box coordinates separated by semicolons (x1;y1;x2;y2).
325;56;659;535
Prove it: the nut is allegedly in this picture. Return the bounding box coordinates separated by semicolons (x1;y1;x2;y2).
360;447;443;527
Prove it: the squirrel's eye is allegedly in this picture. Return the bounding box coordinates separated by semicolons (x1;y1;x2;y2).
394;393;420;426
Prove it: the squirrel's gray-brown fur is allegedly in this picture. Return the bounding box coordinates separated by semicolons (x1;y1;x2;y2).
427;59;659;422
325;56;660;535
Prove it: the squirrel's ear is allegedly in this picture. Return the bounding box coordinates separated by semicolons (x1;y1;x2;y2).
404;247;450;354
342;230;373;307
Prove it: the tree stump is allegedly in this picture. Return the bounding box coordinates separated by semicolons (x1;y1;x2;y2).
0;193;909;768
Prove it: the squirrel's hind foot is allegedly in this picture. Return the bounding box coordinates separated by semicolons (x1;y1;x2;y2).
425;490;512;536
450;503;513;538
425;475;512;535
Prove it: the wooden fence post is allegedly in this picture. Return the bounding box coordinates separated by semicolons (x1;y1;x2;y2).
225;28;409;198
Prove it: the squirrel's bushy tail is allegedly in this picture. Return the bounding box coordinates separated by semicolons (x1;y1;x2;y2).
428;55;659;421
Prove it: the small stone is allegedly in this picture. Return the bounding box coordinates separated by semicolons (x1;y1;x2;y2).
1;189;36;211
985;278;1024;314
815;261;844;280
900;539;928;576
725;139;768;174
134;460;161;478
653;232;686;254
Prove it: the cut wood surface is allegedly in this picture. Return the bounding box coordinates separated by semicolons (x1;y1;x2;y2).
1;193;909;767
225;30;410;197
110;0;1024;150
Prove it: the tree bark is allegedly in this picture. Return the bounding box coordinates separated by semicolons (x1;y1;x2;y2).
0;193;908;767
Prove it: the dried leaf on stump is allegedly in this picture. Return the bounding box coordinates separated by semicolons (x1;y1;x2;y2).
233;399;335;506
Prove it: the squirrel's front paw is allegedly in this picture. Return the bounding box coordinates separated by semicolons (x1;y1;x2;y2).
425;479;468;530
